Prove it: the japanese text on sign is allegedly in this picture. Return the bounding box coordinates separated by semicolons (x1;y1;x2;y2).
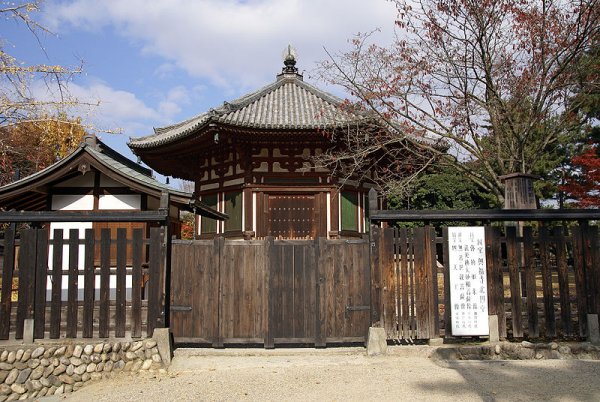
448;227;489;336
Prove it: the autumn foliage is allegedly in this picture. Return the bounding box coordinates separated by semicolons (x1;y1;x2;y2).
561;142;600;208
0;116;86;186
180;212;195;240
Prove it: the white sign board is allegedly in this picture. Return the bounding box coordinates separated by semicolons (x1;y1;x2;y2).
448;227;489;336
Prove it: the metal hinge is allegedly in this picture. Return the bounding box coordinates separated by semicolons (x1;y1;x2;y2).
345;305;370;319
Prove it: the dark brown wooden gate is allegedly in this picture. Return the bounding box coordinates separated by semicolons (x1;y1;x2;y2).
170;237;371;346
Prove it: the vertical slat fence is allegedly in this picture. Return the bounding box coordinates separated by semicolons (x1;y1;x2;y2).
0;219;166;341
66;229;79;338
375;223;599;342
34;229;49;339
50;229;63;339
83;229;95;338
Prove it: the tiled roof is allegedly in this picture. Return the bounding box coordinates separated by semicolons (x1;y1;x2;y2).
0;139;184;198
88;141;191;198
129;71;361;149
0;137;227;219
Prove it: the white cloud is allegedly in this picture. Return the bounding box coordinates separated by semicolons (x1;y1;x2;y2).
154;62;177;79
44;0;398;91
65;81;157;133
158;85;191;118
30;78;188;137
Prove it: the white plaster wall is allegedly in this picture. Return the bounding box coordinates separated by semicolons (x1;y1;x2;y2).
98;194;140;210
358;192;362;233
255;162;269;172
224;178;244;187
52;194;94;211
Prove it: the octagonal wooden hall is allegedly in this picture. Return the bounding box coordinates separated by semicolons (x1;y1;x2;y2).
130;53;415;240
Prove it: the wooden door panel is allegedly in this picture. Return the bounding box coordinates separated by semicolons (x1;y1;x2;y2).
267;194;316;239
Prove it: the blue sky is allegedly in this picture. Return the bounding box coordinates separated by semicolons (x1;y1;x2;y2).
5;0;397;181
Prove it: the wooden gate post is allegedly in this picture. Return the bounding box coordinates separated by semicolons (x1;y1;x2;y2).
368;188;381;326
160;192;171;329
380;227;396;338
572;224;589;337
428;226;440;338
369;225;381;326
147;227;161;337
581;222;600;343
0;228;15;340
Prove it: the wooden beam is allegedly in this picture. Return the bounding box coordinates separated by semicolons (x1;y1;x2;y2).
370;209;600;222
0;210;169;223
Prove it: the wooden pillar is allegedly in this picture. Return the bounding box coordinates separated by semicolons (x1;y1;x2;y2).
243;187;254;239
500;173;538;300
151;191;171;331
329;189;339;239
368;188;381;325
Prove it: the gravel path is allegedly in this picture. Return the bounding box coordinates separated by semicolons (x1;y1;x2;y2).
50;347;600;402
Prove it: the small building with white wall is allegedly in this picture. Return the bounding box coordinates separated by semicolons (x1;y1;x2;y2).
0;135;225;298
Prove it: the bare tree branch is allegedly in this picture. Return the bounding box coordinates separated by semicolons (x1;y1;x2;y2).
318;0;600;204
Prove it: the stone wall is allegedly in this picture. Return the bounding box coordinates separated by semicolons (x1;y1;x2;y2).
430;341;600;361
0;339;164;401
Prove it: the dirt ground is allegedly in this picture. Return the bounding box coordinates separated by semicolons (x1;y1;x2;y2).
45;346;600;402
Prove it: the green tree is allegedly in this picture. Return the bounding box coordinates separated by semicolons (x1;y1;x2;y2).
400;168;497;211
385;164;498;228
551;43;600;207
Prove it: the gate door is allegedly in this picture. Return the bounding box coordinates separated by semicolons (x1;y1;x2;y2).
170;238;371;346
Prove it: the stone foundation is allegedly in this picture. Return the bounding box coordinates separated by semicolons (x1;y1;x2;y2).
431;341;600;361
0;339;164;401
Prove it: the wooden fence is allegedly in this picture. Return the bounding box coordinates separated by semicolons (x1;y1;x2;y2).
2;207;599;346
170;237;371;347
0;211;169;341
372;221;600;341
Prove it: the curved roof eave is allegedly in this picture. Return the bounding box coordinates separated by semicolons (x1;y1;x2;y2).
0;142;227;220
0;144;88;197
